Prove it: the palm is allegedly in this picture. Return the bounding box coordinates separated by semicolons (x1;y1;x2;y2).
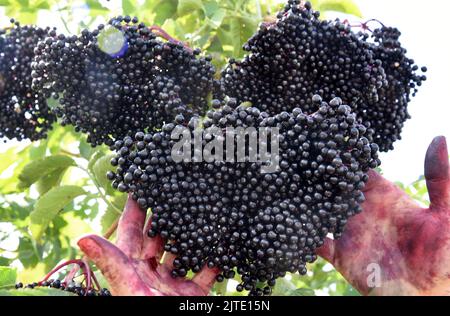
78;198;219;296
318;136;450;295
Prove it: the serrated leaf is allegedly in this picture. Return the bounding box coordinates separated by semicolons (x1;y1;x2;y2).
36;167;68;195
18;155;76;190
30;186;86;240
92;154;116;195
0;288;77;296
177;0;203;16
288;288;316;296
317;0;362;17
0;267;17;288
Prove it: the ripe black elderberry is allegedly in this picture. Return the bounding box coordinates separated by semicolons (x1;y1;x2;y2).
108;96;380;295
220;0;425;152
0;20;56;141
32;16;216;147
358;26;427;151
15;280;112;296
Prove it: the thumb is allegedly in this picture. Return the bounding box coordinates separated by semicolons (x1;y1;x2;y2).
425;136;450;211
78;235;157;296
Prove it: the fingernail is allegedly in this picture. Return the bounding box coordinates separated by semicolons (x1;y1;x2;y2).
78;237;103;260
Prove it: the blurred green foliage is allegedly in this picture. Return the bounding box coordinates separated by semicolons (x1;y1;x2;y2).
0;0;419;296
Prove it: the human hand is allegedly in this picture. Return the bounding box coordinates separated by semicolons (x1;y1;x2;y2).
77;197;219;296
318;136;450;295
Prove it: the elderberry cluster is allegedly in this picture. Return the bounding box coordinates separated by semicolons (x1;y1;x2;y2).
0;20;56;141
358;27;427;151
31;16;216;146
15;280;111;296
220;0;426;151
108;96;380;295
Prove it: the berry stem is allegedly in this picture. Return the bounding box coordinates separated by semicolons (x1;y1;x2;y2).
148;26;194;53
39;259;85;284
104;217;120;239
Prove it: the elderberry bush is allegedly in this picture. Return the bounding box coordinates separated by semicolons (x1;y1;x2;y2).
0;20;56;141
220;0;426;152
31;16;216;147
108;96;380;295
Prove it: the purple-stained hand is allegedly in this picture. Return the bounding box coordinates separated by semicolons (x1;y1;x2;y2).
317;136;450;295
78;197;219;296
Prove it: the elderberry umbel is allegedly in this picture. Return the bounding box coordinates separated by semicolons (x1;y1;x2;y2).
108;96;380;295
32;16;216;147
0;20;56;141
220;0;426;151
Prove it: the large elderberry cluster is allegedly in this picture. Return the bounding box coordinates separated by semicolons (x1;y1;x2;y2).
220;0;426;151
32;16;216;146
0;20;56;141
108;96;380;295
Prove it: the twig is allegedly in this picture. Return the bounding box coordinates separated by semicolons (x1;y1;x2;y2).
104;217;120;239
149;26;194;53
60;149;81;158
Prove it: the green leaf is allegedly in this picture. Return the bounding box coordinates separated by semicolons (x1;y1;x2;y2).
0;147;21;175
30;186;86;240
18;155;76;190
317;0;362;17
0;257;11;266
207;8;226;28
101;206;120;235
79;139;94;160
288;288;316;296
88;150;105;173
229;17;242;57
32;0;50;10
92;154;116;195
0;288;77;296
122;0;136;14
0;1;11;6
272;277;296;295
36;167;68;195
153;0;178;25
17;238;40;268
86;0;107;11
0;267;17;288
101;194;125;234
29;141;48;160
177;0;203;16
